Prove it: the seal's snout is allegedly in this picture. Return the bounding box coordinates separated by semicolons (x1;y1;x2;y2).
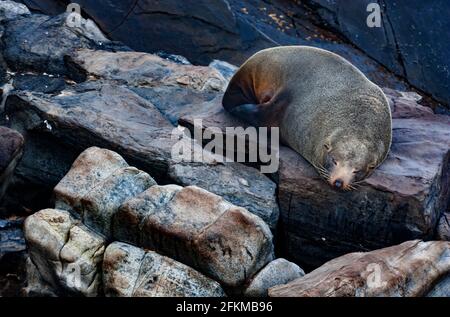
333;179;343;189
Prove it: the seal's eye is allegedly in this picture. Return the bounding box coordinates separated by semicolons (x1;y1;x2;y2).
353;169;360;174
324;143;331;151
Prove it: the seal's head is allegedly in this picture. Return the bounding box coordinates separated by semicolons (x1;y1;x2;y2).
319;134;383;190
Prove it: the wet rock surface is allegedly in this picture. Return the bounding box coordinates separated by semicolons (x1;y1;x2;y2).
103;242;226;297
269;240;450;297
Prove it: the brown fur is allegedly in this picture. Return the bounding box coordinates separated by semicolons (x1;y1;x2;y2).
223;46;392;189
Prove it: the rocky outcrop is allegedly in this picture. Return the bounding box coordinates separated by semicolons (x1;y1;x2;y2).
5;50;279;229
103;242;225;297
2;12;129;75
115;184;275;288
243;258;304;297
0;0;30;22
179;88;450;268
302;0;450;106
24;208;106;296
0;126;23;201
17;0;408;92
269;240;450;297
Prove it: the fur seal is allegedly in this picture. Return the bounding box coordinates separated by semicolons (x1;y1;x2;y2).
222;46;392;190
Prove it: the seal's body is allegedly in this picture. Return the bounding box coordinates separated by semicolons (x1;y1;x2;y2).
223;46;392;190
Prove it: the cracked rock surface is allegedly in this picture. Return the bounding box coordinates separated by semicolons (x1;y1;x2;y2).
103;242;226;297
269;240;450;297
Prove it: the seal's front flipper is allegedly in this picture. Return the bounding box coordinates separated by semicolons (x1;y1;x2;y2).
229;103;267;127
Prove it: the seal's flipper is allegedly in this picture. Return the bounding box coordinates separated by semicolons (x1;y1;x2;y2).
229;103;267;127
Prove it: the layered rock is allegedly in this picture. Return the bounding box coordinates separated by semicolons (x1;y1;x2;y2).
302;0;450;106
0;126;24;201
269;240;450;297
103;242;225;297
2;11;128;75
243;258;304;297
24;208;106;296
179;88;450;268
114;185;275;287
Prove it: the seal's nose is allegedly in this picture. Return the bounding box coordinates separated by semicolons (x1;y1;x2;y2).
334;179;343;189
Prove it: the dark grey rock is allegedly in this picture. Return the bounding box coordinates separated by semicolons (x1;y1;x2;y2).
13;74;66;94
0;217;26;258
0;0;30;22
2;12;129;75
302;0;450;106
0;126;24;202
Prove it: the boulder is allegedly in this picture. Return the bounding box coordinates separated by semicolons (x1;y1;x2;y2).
114;185;274;287
81;167;156;237
179;88;450;268
0;0;30;22
0;126;24;201
2;12;128;75
23;257;57;297
269;240;450;297
54;147;129;214
243;258;304;297
5;81;176;181
168;161;279;229
65;49;227;91
103;242;225;297
23;208;106;296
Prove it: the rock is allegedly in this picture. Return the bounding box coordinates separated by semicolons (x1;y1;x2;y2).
2;12;128;75
269;240;450;297
0;217;26;258
0;0;30;22
13;73;66;94
65;49;227;91
301;0;450;106
0;126;24;201
81;167;156;237
437;213;450;241
426;274;450;297
24;208;106;296
114;185;274;287
5;81;176;181
178;88;450;268
208;60;238;82
21;0;411;93
243;258;305;297
168;161;279;229
23;257;57;297
54;147;129;214
103;242;226;297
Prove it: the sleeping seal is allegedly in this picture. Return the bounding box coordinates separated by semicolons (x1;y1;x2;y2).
222;46;392;190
